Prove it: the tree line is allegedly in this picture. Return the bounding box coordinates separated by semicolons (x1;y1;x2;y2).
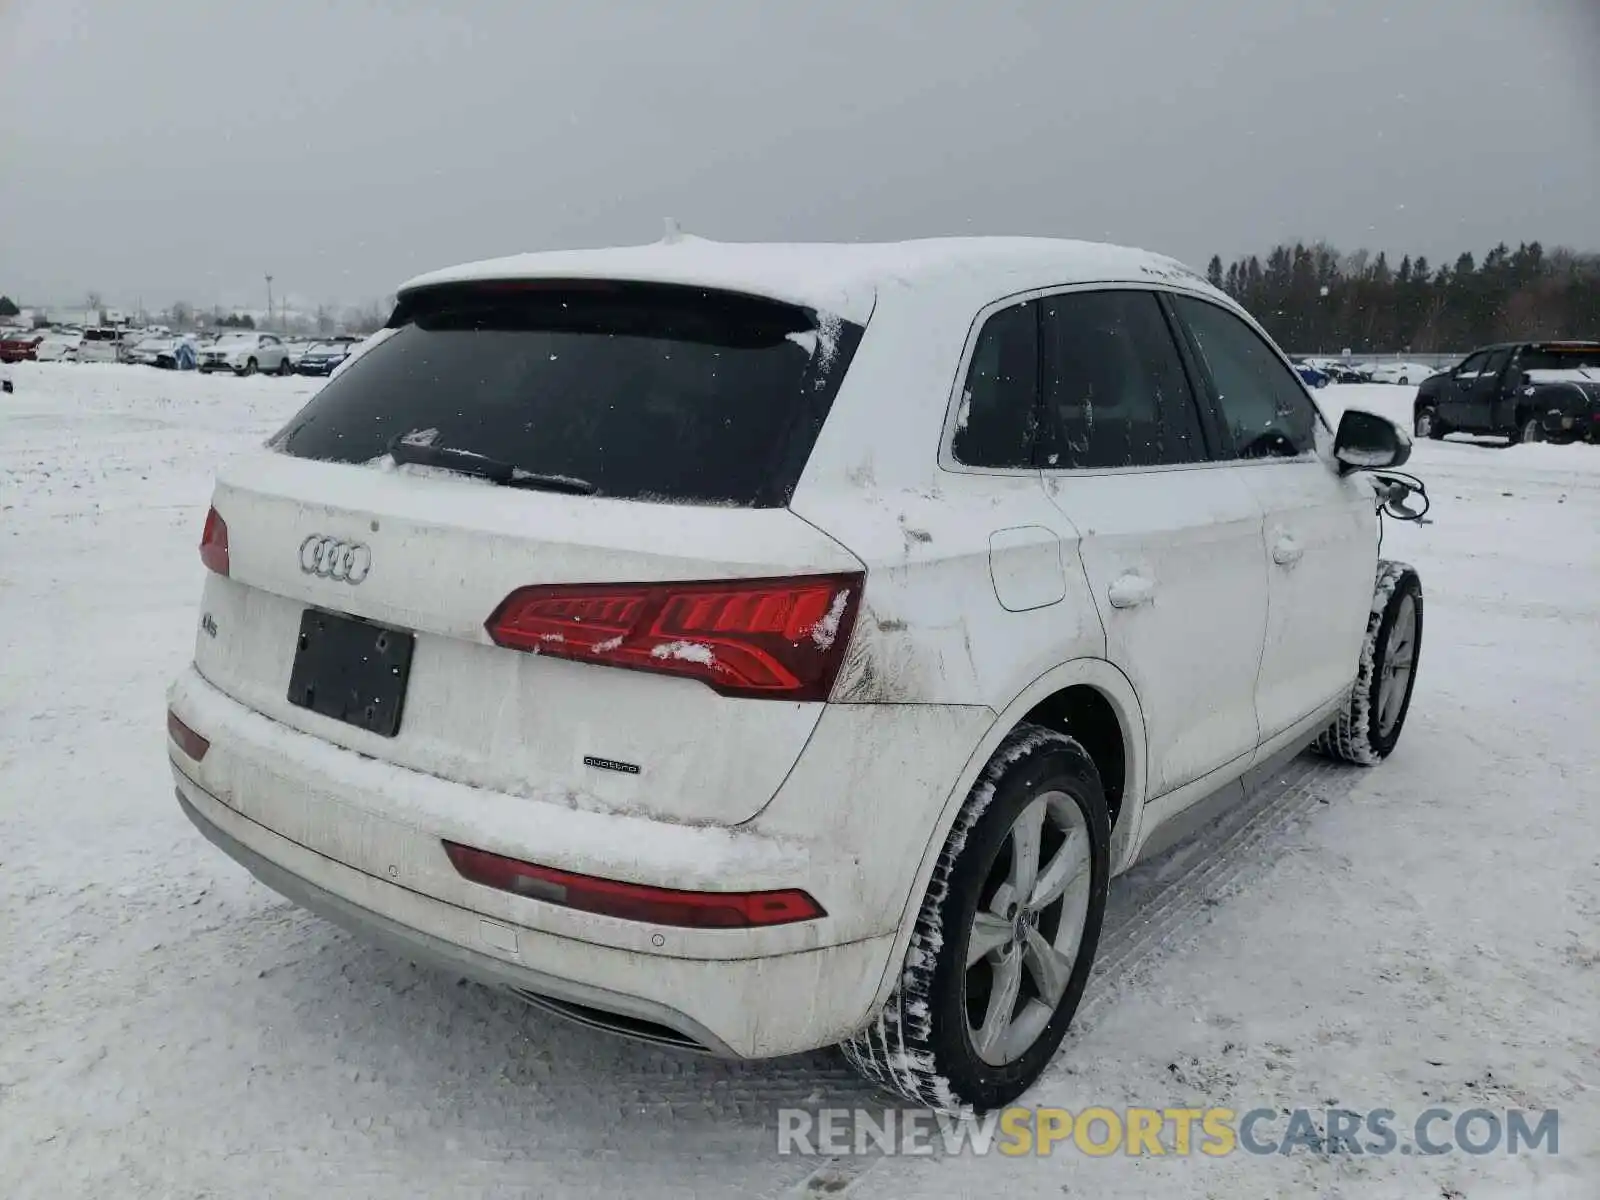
1205;242;1600;354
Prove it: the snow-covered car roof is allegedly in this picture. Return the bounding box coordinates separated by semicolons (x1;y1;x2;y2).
1527;367;1600;385
396;236;1215;326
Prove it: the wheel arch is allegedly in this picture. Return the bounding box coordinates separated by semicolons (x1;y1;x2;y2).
1513;385;1562;432
861;658;1148;1019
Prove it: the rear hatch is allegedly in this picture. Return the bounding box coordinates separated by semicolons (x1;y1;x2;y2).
193;280;867;828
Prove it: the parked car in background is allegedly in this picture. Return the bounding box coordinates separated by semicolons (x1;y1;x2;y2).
35;332;84;362
328;330;391;381
1414;341;1600;443
1291;361;1330;388
73;327;123;363
294;338;362;376
154;338;200;371
169;237;1424;1113
125;336;171;366
127;336;198;369
198;332;294;376
1365;361;1438;386
281;339;315;368
1322;363;1370;384
0;331;46;362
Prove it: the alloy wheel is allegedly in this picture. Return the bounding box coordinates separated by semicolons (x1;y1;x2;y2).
964;791;1093;1066
1378;594;1417;737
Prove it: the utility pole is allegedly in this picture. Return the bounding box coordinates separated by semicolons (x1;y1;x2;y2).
265;274;274;331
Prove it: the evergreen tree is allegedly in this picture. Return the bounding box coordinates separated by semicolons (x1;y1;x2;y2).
1201;243;1599;352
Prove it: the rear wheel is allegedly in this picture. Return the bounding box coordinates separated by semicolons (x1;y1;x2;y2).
841;725;1109;1112
277;356;293;376
1515;415;1544;445
1414;405;1444;440
1316;562;1422;765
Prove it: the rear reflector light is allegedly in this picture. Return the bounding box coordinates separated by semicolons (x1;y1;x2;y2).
199;507;229;576
167;710;210;761
485;573;863;700
442;841;825;928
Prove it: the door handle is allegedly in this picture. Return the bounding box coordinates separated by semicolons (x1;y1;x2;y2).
1272;535;1304;567
1107;573;1156;609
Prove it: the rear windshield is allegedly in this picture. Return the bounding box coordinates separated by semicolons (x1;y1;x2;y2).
268;281;863;506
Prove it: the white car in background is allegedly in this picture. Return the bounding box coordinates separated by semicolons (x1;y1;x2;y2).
168;237;1424;1113
75;327;124;363
35;332;84;362
127;335;198;369
123;336;167;365
1365;361;1439;386
198;332;294;376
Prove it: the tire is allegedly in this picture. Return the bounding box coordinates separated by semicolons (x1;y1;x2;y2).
840;725;1110;1113
277;356;293;376
1516;416;1544;445
1315;562;1423;765
1398;376;1410;386
240;357;258;377
1414;405;1444;440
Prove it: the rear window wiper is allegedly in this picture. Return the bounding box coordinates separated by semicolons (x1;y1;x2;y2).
386;434;597;495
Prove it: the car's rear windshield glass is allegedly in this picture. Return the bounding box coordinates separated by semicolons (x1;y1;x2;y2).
1521;346;1600;371
268;281;863;506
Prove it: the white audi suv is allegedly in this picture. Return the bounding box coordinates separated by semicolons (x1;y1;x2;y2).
168;237;1423;1111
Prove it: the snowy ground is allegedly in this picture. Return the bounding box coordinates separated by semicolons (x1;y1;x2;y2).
2;367;1596;1198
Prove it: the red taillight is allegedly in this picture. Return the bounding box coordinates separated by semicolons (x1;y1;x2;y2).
167;709;210;761
442;841;825;928
199;507;229;576
485;573;863;700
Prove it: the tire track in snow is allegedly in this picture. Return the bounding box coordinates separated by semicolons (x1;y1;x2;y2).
1079;756;1361;1024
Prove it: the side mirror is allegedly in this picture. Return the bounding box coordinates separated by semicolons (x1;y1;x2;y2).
1333;408;1412;473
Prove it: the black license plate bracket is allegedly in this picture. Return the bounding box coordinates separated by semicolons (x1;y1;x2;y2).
287;609;414;737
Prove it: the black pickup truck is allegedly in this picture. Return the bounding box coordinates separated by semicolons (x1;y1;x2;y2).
1413;341;1600;444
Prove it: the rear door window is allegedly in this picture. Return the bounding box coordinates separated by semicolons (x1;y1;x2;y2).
269;281;862;507
951;299;1039;469
1170;296;1319;459
1477;348;1511;383
1038;290;1207;470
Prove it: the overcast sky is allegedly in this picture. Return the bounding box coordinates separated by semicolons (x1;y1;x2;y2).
2;0;1597;312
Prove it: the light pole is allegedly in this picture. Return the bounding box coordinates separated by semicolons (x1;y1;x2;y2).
265;275;274;331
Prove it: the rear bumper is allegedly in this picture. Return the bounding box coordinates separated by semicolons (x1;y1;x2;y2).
174;765;894;1057
176;782;746;1053
167;666;907;1057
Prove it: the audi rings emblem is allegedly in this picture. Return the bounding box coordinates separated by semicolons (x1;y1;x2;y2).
299;535;372;584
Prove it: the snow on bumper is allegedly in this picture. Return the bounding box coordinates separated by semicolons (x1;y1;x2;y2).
166;665;910;1057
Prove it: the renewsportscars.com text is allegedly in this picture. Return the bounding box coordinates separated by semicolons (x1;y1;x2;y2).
776;1106;1559;1158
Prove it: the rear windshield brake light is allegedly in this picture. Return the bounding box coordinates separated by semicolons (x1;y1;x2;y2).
485;573;863;701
